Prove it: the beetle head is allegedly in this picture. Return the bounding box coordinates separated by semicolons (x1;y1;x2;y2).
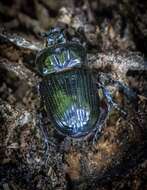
36;27;86;76
42;27;66;47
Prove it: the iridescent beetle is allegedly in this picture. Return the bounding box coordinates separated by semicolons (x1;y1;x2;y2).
0;27;139;141
36;28;110;138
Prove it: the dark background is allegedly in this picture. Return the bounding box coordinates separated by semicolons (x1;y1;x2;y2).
0;0;147;190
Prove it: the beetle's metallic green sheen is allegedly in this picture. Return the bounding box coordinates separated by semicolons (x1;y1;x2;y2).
36;28;102;137
39;68;100;137
36;43;86;76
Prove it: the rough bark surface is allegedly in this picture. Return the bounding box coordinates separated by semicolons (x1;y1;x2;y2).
0;0;147;190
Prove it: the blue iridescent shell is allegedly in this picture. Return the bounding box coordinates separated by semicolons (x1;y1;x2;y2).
39;68;100;137
36;43;86;76
36;28;102;137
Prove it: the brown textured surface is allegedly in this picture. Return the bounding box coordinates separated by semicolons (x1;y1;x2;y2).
0;0;147;190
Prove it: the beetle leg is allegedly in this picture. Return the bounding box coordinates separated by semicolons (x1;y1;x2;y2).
101;85;127;116
98;73;137;102
93;82;127;144
92;107;108;144
93;88;125;143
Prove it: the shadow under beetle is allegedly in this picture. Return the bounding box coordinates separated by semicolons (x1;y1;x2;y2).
0;27;137;143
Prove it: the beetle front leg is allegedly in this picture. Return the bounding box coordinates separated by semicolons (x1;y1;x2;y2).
98;73;138;103
92;87;126;145
92;77;129;144
101;85;127;117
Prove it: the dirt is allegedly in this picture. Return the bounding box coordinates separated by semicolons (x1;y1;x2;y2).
0;0;147;190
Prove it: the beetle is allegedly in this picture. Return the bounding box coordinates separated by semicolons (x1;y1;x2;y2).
0;27;141;144
36;28;111;140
